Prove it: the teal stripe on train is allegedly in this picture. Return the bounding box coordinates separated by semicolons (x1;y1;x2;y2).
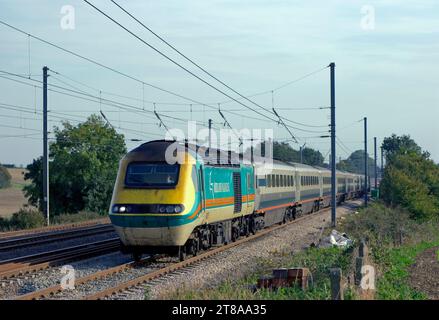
110;195;201;228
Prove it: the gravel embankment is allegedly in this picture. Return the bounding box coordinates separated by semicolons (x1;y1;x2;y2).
0;251;132;299
1;201;361;300
112;200;362;300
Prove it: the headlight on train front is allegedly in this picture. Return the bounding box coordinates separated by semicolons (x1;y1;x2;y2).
112;205;132;213
158;204;184;214
112;204;184;214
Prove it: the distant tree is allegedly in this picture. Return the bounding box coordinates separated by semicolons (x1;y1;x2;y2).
23;115;127;215
273;141;300;163
272;141;324;166
301;147;324;166
337;150;377;175
382;134;426;160
0;165;11;189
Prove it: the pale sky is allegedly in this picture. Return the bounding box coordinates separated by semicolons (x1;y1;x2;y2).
0;0;438;166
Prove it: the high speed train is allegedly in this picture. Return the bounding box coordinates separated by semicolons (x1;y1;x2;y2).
109;140;365;261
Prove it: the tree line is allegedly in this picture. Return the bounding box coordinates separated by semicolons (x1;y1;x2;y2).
380;134;439;220
14;115;439;221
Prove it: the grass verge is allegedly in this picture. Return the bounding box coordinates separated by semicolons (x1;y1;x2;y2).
374;241;439;300
159;246;356;300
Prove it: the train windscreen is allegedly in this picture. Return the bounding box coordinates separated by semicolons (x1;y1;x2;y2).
125;162;180;188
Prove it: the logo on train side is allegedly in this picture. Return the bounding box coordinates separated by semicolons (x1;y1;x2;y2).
213;182;230;193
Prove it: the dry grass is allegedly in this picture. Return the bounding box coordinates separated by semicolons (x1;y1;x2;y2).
0;168;32;218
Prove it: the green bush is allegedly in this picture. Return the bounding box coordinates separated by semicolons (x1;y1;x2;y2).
340;202;438;248
0;165;11;189
8;208;46;230
380;135;439;220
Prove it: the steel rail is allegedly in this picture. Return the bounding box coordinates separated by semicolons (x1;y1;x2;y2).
0;238;120;279
0;218;110;239
14;256;156;300
85;207;339;300
11;200;361;300
0;224;114;252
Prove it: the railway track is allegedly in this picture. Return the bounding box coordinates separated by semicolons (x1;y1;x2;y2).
12;202;361;300
0;224;114;252
0;238;120;280
0;218;110;239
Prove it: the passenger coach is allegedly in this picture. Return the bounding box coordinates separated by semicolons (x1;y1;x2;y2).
109;140;364;261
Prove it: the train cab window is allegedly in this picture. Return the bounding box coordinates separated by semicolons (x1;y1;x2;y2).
125;162;179;188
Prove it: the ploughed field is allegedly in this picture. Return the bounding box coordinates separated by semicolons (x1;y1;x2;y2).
0;168;30;218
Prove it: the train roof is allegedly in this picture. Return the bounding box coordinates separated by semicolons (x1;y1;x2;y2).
129;140;364;176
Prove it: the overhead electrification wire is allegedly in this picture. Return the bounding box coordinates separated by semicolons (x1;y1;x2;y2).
0;20;219;109
0;70;212;129
0;19;329;142
109;0;327;130
83;0;288;126
0;70;324;135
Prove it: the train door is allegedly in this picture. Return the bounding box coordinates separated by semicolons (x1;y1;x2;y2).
319;172;323;198
245;171;253;213
232;171;242;214
198;166;205;213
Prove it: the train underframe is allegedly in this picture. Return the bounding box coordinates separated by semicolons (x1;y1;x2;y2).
122;192;361;262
